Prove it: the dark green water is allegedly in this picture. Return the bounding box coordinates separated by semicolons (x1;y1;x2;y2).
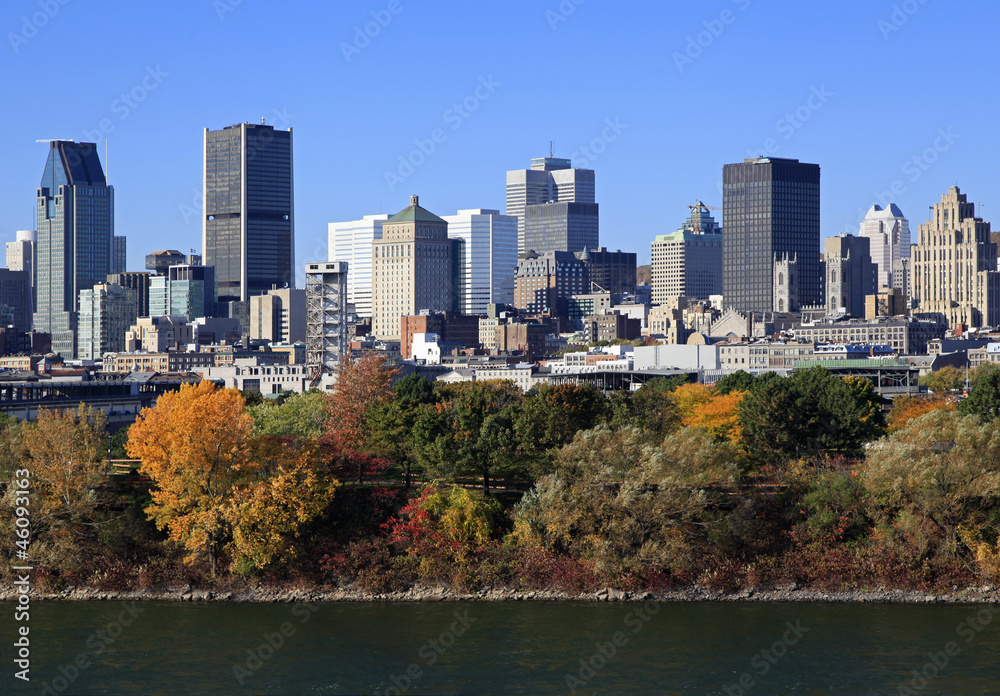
3;600;1000;695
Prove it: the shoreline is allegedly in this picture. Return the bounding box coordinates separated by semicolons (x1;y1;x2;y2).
3;583;999;604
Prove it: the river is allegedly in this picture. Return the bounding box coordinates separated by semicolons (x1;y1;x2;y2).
3;600;1000;695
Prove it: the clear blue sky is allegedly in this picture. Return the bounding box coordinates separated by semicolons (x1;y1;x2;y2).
2;0;997;276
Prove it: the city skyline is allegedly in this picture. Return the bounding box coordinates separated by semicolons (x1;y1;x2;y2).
2;2;997;276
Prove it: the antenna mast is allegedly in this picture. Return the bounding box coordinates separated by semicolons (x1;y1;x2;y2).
549;140;554;158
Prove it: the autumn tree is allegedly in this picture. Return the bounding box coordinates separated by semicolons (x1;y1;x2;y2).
919;365;965;393
511;425;739;576
324;352;399;477
683;388;747;445
861;409;1000;557
15;406;109;567
887;393;956;434
127;381;253;576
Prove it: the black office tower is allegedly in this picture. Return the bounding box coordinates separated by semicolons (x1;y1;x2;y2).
203;122;294;303
722;157;820;313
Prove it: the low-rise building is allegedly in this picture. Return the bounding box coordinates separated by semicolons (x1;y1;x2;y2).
196;358;311;394
792;316;946;354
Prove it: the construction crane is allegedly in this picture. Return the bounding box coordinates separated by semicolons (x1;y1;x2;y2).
686;200;721;234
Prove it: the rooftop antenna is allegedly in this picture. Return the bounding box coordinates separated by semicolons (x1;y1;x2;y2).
261;116;266;125
105;138;109;182
549;140;554;158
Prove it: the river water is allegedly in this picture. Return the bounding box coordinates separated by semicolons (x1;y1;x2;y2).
3;600;1000;695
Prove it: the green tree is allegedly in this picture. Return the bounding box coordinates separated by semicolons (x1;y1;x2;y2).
919;365;965;393
415;380;524;494
609;381;681;443
514;384;609;476
248;390;327;438
713;370;756;394
959;368;1000;422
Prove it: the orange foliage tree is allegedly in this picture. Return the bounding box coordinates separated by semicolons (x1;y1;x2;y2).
127;381;253;576
129;381;340;575
684;389;747;445
887;393;956;434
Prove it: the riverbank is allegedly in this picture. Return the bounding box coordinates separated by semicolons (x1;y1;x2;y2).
3;582;1000;603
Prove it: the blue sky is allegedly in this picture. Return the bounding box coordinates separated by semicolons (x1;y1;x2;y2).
1;0;996;276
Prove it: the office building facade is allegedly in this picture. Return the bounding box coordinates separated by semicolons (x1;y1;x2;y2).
722;157;821;313
651;204;723;304
514;250;589;321
34;141;114;358
371;196;455;339
577;247;637;295
912;186;1000;328
328;213;388;318
77;283;137;360
859;203;910;289
249;287;306;343
824;234;876;318
107;271;152;318
204;122;294;302
113;235;127;274
506;156;595;254
148;264;216;321
6;230;35;317
522;202;599;255
442;209;517;315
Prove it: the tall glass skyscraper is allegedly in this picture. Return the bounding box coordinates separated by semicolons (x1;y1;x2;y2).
34;140;114;358
506;156;596;255
203;122;294;303
722;157;821;313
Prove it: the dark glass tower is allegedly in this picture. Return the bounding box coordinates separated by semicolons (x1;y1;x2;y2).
203;122;294;303
722;157;821;313
34;140;114;358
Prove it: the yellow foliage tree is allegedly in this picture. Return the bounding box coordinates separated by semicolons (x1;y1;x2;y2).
681;388;747;445
127;381;254;576
887;393;956;434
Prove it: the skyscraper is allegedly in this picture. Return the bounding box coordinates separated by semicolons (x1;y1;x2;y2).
506;156;595;254
859;203;910;288
6;230;35;316
824;234;876;318
442;209;517;314
34;140;114;358
722;157;821;313
651;202;723;304
371;196;454;339
113;235;127;274
912;186;1000;328
328;213;389;318
148;264;216;321
77;283;136;360
204;122;294;303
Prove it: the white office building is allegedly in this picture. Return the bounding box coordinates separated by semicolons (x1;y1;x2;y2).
78;283;137;360
442;209;518;314
328;214;388;318
859;203;910;288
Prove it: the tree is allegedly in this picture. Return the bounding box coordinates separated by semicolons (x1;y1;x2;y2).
887;394;956;434
609;381;680;443
324;352;399;455
127;381;255;576
919;365;965;393
249;390;327;439
861;409;1000;556
415;380;524;494
227;437;339;572
959;368;1000;422
713;370;756;394
512;425;739;576
514;384;609;475
683;388;747;445
16;406;109;567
